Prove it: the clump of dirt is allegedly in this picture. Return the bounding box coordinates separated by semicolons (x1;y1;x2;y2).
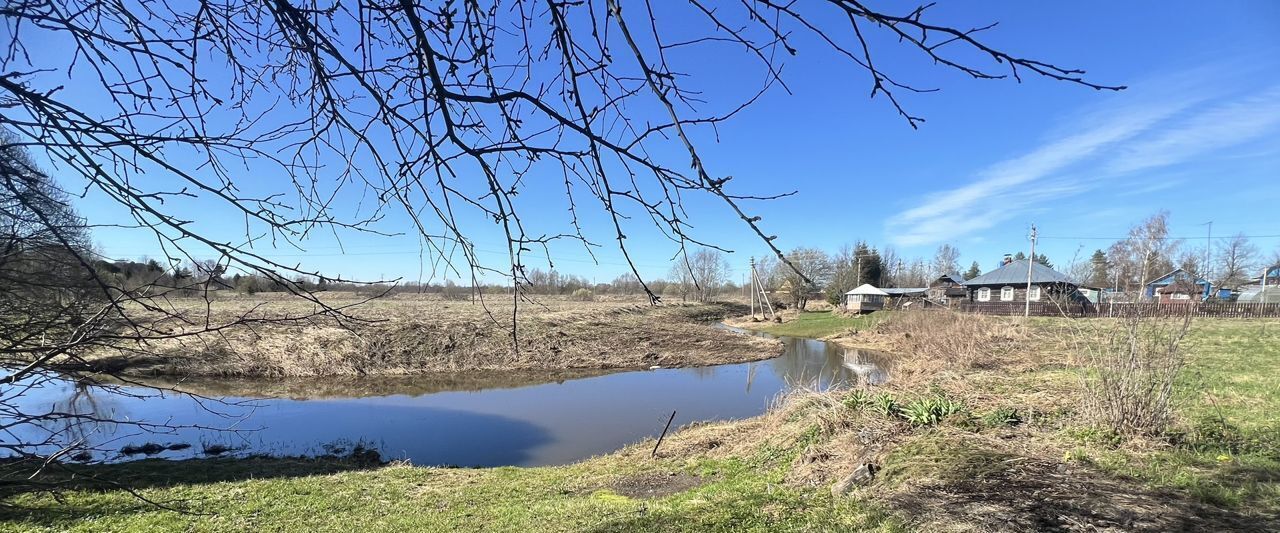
609;471;705;499
884;452;1276;532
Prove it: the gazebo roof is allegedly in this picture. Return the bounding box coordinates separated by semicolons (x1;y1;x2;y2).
845;284;889;296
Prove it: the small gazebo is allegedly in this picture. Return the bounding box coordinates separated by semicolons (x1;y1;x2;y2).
844;284;889;313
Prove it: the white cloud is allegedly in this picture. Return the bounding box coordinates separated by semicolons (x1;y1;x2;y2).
886;76;1280;248
1105;85;1280;174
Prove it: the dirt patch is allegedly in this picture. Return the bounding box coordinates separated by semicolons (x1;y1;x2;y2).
609;471;705;499
885;456;1276;532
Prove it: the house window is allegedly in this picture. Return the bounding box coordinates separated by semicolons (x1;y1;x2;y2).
1000;286;1015;301
1028;286;1041;301
977;288;990;302
1171;293;1191;300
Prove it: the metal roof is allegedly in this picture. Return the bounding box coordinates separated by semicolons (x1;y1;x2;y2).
935;273;967;285
1146;268;1210;287
962;259;1073;287
882;287;927;295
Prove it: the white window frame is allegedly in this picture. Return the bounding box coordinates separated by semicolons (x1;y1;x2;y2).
1171;293;1191;300
977;288;991;302
1028;286;1041;301
1000;286;1015;302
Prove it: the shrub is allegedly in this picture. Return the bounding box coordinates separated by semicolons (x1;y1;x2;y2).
571;288;594;301
1074;308;1192;436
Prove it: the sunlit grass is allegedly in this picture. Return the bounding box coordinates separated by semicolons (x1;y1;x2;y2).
761;310;887;338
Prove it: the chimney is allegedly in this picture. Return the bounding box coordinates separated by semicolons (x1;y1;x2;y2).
1002;254;1013;266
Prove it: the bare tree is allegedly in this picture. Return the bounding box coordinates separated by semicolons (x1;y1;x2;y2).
665;248;728;303
774;247;832;310
1107;211;1180;296
0;0;1118;495
1215;233;1258;289
687;248;731;303
932;244;961;277
666;260;695;303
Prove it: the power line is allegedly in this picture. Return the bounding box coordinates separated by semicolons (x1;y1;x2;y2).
1040;233;1280;241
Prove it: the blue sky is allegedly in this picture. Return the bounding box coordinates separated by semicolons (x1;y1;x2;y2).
24;1;1280;284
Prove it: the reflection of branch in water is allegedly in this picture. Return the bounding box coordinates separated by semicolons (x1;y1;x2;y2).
1;371;263;472
51;382;117;451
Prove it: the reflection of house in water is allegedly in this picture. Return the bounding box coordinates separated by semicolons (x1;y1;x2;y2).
840;349;890;385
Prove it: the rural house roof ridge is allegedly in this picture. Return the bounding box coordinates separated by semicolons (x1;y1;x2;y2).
962;259;1072;287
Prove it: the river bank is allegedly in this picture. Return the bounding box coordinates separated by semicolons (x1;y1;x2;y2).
5;312;1277;531
76;298;782;378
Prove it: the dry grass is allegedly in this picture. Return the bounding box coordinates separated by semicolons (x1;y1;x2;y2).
826;310;1033;385
81;296;781;377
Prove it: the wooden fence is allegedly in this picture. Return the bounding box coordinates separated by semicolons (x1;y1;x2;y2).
957;301;1280;318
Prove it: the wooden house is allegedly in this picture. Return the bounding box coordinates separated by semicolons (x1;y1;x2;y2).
1156;279;1200;304
927;273;968;306
1144;269;1212;301
843;284;888;313
962;259;1079;304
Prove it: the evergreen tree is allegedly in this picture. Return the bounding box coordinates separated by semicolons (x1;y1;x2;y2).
852;241;884;286
1034;253;1052;268
1088;249;1110;288
963;261;981;280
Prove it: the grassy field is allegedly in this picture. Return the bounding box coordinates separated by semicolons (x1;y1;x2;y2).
77;297;780;378
1;422;904;532
1074;319;1280;510
4;311;1277;531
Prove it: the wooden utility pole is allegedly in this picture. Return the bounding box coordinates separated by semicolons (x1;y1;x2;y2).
1025;223;1037;317
749;257;757;320
749;258;776;322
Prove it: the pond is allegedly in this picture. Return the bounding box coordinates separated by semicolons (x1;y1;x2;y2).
7;327;890;467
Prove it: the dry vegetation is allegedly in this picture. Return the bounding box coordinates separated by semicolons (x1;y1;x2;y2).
77;295;780;378
827;310;1034;381
724;310;1278;530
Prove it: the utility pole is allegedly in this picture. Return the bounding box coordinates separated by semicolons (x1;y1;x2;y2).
749;258;777;322
856;255;862;287
1025;223;1037;317
749;257;757;320
1197;220;1212;285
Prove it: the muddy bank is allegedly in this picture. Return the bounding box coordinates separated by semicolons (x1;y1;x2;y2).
79;301;782;378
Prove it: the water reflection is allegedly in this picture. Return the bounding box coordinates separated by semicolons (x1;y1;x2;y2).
6;328;891;467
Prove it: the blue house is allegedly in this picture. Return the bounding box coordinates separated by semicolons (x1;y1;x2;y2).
1251;264;1280;286
1144;268;1212;301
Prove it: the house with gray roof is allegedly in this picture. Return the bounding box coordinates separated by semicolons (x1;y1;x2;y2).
962;259;1079;304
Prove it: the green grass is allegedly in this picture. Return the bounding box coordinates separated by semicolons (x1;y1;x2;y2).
761;311;886;338
1046;318;1280;512
0;438;905;532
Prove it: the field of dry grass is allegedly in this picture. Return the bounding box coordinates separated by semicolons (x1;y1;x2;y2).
80;294;781;377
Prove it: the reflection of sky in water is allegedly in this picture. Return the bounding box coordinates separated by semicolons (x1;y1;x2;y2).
9;330;891;467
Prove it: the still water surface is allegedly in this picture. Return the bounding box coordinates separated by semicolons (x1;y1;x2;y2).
15;327;889;467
